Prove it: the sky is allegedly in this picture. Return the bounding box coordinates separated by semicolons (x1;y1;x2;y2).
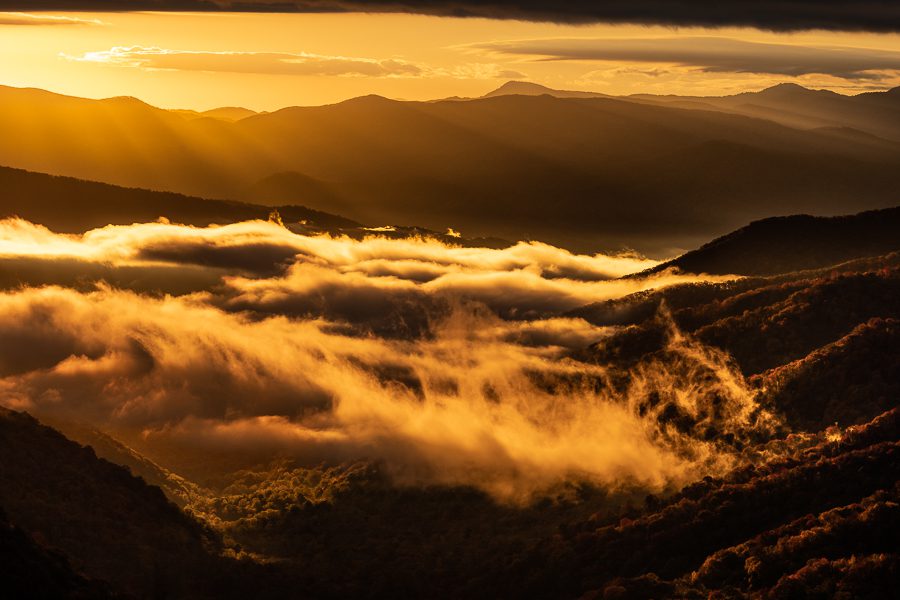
1;10;899;111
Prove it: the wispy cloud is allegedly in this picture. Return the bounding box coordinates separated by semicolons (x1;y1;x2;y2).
64;45;522;80
0;11;104;26
66;46;426;77
471;36;900;81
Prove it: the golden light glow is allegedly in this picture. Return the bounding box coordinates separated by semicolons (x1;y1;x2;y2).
0;217;755;500
2;11;899;110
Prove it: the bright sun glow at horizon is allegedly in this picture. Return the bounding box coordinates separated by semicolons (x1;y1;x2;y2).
1;11;899;111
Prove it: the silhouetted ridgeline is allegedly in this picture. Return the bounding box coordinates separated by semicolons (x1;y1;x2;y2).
0;164;360;233
632;83;900;143
489;82;900;144
0;165;509;250
2;84;899;253
645;207;900;276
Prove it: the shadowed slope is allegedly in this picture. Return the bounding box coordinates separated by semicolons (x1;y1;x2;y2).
239;170;343;207
0;164;360;232
0;407;218;597
525;408;900;599
755;318;900;431
0;508;116;600
483;80;612;99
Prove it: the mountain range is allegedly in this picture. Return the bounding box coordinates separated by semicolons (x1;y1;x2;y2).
2;74;899;597
2;82;898;255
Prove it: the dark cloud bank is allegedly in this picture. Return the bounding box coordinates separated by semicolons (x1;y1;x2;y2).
477;37;900;81
2;1;900;32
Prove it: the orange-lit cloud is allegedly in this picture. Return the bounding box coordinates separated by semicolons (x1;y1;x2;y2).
0;218;734;322
67;46;427;77
0;11;103;25
0;218;657;272
0;284;769;501
65;45;524;80
0;218;765;500
4;11;900;109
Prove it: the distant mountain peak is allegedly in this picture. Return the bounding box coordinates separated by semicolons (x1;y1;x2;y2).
103;95;148;104
100;95;160;111
754;82;813;96
484;81;554;97
359;93;391;100
483;80;609;99
336;93;396;107
756;82;839;97
201;106;257;121
765;82;808;92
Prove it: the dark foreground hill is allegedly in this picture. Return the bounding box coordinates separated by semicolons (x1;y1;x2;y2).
0;508;116;599
0;407;272;599
543;251;900;597
520;408;900;598
0;211;898;598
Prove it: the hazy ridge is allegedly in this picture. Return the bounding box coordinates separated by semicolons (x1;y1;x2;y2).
2;83;898;254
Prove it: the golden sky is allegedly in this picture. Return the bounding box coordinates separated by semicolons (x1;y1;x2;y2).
2;11;900;111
